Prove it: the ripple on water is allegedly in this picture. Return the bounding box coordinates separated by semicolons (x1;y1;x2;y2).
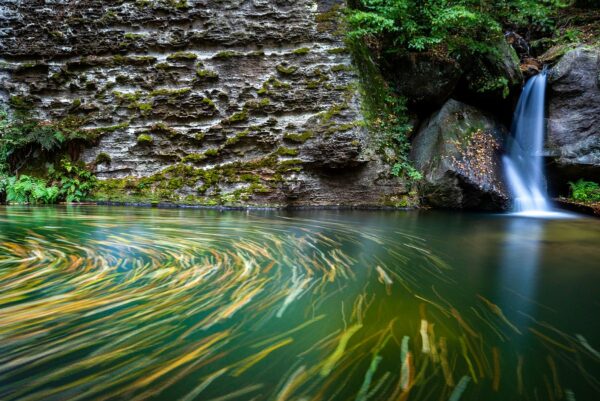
0;207;598;401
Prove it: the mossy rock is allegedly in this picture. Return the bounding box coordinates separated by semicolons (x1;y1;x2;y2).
95;152;112;165
276;64;298;75
137;134;154;145
167;51;198;61
283;131;314;143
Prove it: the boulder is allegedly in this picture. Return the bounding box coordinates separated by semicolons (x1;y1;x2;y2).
410;99;509;210
383;52;462;110
458;38;523;107
547;47;600;171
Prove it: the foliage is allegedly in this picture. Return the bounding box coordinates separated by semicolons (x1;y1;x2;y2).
0;108;94;175
0;158;97;204
346;1;573;183
376;94;422;181
348;38;422;181
1;108;65;174
49;159;98;202
95;152;112;165
347;0;570;57
569;179;600;202
137;134;154;145
0;175;59;204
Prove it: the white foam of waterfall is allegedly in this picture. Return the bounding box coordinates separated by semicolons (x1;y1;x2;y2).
503;71;573;218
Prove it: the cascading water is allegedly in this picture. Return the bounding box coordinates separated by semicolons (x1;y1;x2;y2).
503;70;551;215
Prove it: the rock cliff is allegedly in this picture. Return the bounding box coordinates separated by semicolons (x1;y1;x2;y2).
0;0;408;206
547;47;600;173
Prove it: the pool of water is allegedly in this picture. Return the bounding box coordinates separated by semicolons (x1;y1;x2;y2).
0;206;598;401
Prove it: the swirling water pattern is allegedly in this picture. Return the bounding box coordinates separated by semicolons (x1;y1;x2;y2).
0;207;598;401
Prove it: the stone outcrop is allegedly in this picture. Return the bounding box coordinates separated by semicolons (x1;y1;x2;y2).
458;39;523;105
547;46;600;172
410;99;509;210
383;52;462;110
0;0;408;206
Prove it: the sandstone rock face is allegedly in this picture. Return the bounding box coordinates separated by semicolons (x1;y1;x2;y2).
547;47;600;170
0;0;406;206
410;99;509;210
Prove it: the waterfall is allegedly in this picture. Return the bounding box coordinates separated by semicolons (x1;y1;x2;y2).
503;70;551;214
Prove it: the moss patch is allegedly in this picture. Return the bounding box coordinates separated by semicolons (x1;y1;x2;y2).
283;131;314;143
196;69;219;80
137;134;153;145
276;64;298;75
275;146;299;156
95;153;112;165
150;88;191;97
167;51;198;61
223;109;249;124
213;50;242;59
292;47;311;55
92;152;304;205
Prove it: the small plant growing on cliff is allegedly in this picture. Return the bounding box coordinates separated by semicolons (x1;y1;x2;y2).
137;134;154;145
167;51;197;61
275;146;299;157
124;33;144;40
49;159;98;202
284;131;314;143
182;153;207;163
224;110;249;124
2;175;59;204
292;47;311;55
213;50;240;59
1;109;65;174
95;152;112;165
202;98;216;108
569;179;600;202
276;64;298;75
385;96;422;182
204;148;220;157
150;88;190;97
196;69;219;80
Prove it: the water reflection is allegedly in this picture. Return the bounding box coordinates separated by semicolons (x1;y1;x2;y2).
498;217;544;329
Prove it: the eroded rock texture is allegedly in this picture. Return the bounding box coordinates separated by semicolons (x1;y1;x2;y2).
410;99;509;210
547;47;600;175
0;0;406;206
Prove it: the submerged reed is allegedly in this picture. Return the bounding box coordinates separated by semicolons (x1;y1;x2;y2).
0;207;597;400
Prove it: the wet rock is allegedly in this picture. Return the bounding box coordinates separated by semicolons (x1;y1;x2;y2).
547;47;600;174
520;57;542;79
410;99;509;210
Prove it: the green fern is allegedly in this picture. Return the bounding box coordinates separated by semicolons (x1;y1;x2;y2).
569;179;600;203
347;0;567;57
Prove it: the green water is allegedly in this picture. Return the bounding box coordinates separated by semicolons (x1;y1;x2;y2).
0;206;598;401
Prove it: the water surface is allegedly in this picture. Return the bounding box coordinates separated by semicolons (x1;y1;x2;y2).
0;206;598;401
